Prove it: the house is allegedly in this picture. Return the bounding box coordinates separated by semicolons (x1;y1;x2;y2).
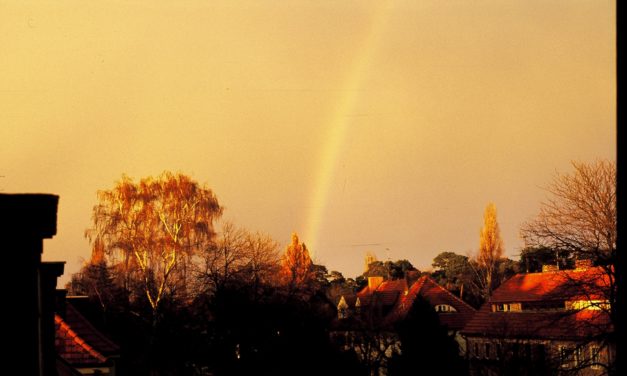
331;274;476;374
55;296;120;375
461;260;614;375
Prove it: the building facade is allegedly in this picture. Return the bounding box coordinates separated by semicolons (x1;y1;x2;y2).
462;261;614;375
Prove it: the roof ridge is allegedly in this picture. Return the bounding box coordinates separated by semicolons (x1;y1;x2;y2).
55;315;107;363
422;275;476;311
65;303;119;350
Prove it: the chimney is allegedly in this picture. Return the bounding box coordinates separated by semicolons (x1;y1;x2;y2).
542;264;559;273
575;259;594;271
368;276;384;290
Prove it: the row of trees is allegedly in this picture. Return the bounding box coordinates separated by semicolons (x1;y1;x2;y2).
69;159;617;375
72;172;359;374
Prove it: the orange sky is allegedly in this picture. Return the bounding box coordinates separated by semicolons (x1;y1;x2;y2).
1;1;615;285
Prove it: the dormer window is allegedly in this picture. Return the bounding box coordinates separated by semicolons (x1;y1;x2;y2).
435;304;457;313
492;303;522;312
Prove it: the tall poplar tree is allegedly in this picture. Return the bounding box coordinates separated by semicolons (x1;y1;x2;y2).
474;202;504;299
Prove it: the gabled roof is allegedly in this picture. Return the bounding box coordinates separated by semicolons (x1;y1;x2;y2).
462;266;613;339
357;279;408;307
385;276;476;330
64;303;119;356
353;276;476;331
55;315;108;366
490;266;610;303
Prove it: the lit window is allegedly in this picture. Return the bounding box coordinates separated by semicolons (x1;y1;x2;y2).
559;346;575;368
590;345;601;370
567;300;610;311
495;304;509;312
435;304;457;312
494;303;521;312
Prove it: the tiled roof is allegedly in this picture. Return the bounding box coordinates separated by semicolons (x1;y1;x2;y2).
490;266;610;303
64;303;119;356
385;276;476;330
461;302;612;340
462;267;613;339
357;279;408;307
354;276;476;330
55;315;108;366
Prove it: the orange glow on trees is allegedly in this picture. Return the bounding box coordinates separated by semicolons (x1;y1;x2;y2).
279;233;313;289
85;172;222;317
475;203;504;299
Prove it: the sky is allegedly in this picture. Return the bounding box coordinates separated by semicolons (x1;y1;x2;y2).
1;0;615;286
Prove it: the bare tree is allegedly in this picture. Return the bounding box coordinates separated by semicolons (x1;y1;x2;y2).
520;160;618;374
197;221;280;294
520;160;616;261
242;229;281;288
85;172;222;319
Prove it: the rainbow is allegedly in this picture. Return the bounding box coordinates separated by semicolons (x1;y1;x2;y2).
304;2;393;257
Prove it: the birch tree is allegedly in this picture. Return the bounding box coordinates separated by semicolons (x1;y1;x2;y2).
85;172;222;318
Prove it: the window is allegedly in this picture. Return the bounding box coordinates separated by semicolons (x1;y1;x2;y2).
559;346;575;368
338;308;347;319
590;345;602;370
574;347;582;367
496;343;502;360
485;343;491;359
474;343;480;358
493;303;522;312
509;303;522;311
435;304;457;312
567;300;610;311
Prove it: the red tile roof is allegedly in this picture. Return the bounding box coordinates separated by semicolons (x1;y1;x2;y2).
357;279;408;307
55;315;108;366
355;276;476;331
64;303;119;356
490;266;611;303
385;276;476;330
461;302;612;340
462;266;613;340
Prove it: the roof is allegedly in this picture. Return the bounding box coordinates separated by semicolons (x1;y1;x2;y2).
55;315;108;366
352;276;476;331
490;266;611;303
356;279;407;305
462;267;613;340
461;302;612;340
385;276;476;330
63;303;119;356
